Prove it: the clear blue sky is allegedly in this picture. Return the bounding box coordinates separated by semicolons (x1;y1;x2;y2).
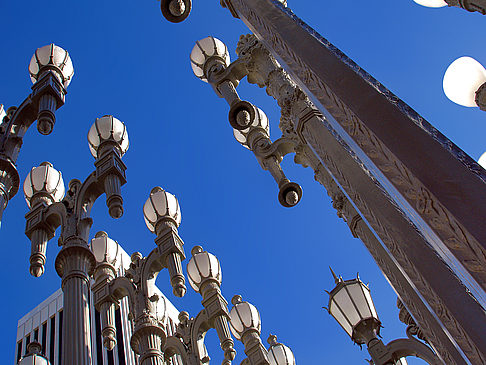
1;1;485;364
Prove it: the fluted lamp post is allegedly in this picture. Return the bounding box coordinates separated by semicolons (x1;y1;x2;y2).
0;44;73;224
18;341;50;365
326;271;441;365
229;296;295;365
190;36;303;208
413;0;486;14
23;115;128;364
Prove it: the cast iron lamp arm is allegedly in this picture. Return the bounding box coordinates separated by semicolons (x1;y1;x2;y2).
0;70;66;159
366;335;441;365
193;42;302;207
0;70;67;222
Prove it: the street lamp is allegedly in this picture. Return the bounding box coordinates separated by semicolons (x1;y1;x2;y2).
23;115;128;364
92;206;293;364
190;36;303;207
229;295;295;365
0;44;73;224
18;341;50;365
325;270;441;365
443;56;486;110
412;0;486;14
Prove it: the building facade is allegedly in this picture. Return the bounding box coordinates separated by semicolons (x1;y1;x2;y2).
15;245;181;365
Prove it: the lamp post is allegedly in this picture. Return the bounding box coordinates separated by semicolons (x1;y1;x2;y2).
92;191;293;365
326;270;441;365
190;36;303;208
22;115;129;364
155;1;486;362
412;0;486;14
0;44;73;224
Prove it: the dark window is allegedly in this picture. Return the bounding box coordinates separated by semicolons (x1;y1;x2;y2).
115;308;126;365
49;316;56;364
16;340;22;363
58;311;63;364
34;328;39;341
41;322;47;355
95;309;104;365
25;333;31;346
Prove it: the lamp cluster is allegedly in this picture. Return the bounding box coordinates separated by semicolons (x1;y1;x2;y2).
23;115;128;278
90;190;295;365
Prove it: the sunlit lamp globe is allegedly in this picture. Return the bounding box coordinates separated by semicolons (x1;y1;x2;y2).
443;57;486;107
190;36;230;82
412;0;447;7
28;44;74;88
90;231;120;268
23;162;65;208
143;187;181;232
87;115;129;158
478;152;486;169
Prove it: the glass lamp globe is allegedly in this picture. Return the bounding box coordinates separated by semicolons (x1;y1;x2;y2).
327;273;380;345
233;107;270;149
90;231;120;268
229;295;261;340
190;36;230;82
143;187;181;232
87;115;129;158
478;152;486;169
443;57;486;107
23;162;65;208
412;0;447;7
28;44;74;88
186;246;222;292
267;335;295;365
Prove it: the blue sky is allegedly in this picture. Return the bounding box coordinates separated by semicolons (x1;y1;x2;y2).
1;0;485;364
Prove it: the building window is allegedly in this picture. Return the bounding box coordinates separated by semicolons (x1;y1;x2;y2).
115;308;126;365
59;310;63;364
41;322;47;355
17;340;22;363
94;309;104;365
49;316;56;364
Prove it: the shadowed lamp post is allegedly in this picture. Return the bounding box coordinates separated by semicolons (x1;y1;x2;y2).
22;115;128;364
92;189;294;365
154;1;486;363
326;270;441;365
0;44;73;224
